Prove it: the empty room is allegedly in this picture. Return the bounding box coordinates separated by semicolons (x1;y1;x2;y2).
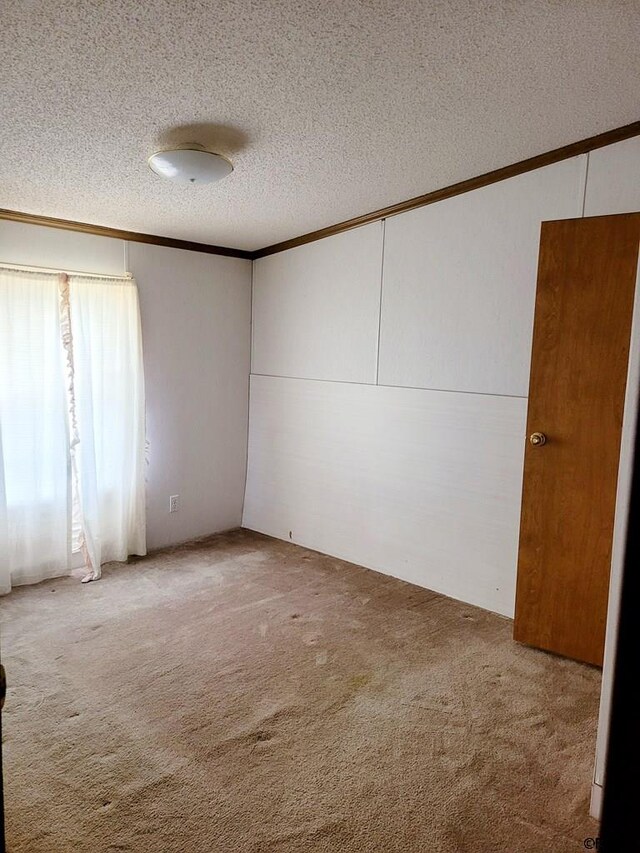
1;1;639;850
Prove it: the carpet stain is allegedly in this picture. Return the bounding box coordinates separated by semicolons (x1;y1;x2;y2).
348;673;372;690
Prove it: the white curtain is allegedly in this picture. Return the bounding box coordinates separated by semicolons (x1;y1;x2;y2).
0;266;146;593
0;269;71;594
68;274;146;577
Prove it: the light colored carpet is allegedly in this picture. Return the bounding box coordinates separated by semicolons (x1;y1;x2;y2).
1;529;600;852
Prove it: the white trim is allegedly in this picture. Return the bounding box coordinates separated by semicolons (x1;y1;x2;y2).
580;151;590;217
593;252;640;789
590;782;603;820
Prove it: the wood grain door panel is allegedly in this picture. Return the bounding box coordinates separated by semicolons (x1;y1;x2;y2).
514;214;640;666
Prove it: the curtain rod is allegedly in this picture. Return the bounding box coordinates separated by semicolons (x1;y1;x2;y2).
0;261;133;281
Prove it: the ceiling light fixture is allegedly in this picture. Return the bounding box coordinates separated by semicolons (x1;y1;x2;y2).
147;145;233;185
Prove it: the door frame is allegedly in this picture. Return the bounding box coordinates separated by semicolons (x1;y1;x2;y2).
590;239;640;816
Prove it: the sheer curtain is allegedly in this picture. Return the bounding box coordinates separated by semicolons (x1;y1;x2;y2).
0;269;71;594
68;274;146;578
0;266;146;593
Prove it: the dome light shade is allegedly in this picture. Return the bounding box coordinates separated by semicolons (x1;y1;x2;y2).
148;148;233;185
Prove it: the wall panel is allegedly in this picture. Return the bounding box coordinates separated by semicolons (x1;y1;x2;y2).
252;222;383;383
243;375;527;616
583;136;640;217
378;156;587;397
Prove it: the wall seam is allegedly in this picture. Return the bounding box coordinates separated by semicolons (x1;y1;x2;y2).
375;219;386;385
249;371;527;400
581;151;591;218
239;259;254;527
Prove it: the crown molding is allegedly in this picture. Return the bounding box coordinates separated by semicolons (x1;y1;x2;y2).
0;209;253;260
253;120;640;259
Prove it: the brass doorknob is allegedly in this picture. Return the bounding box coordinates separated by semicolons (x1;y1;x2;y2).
529;432;547;446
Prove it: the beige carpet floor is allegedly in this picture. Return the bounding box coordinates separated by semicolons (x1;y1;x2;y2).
1;529;600;852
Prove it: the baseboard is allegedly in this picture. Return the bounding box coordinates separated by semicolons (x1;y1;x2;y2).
590;782;603;819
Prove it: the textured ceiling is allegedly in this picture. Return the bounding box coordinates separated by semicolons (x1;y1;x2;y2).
2;1;640;252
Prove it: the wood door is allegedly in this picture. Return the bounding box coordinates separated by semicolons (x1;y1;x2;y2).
514;214;640;666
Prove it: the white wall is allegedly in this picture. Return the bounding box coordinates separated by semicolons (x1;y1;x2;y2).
379;158;587;397
244;157;587;617
244;376;526;615
584;136;640;217
252;222;384;383
0;221;252;551
0;219;125;275
128;242;251;548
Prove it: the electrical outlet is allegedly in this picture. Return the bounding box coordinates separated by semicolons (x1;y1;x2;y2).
169;495;179;513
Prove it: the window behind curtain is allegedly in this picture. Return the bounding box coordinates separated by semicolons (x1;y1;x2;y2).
0;266;146;594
